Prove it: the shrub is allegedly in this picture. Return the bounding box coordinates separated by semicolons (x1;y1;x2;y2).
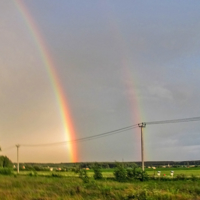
135;170;149;181
127;165;149;181
24;165;34;171
127;165;140;179
79;169;89;183
92;162;103;180
114;163;127;182
33;166;41;171
52;173;62;177
72;165;81;174
191;174;198;181
29;171;38;177
114;163;149;182
0;167;13;175
176;173;186;180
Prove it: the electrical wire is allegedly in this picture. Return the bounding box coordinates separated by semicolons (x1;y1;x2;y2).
9;116;200;148
1;146;15;152
21;124;138;147
145;116;200;125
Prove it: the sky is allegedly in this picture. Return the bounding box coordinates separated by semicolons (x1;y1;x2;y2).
1;0;200;163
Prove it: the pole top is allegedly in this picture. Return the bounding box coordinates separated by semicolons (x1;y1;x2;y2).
138;123;146;128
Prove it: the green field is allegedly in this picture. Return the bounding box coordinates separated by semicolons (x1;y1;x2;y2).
0;174;200;199
0;167;198;199
16;167;200;178
145;167;200;177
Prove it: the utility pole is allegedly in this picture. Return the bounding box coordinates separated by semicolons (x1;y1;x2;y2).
138;123;146;171
16;145;20;174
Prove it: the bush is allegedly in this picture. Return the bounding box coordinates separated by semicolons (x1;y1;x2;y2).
33;166;41;171
114;163;149;182
127;165;149;181
29;171;38;177
52;173;62;177
92;163;103;180
127;165;139;179
72;165;81;174
79;169;89;183
0;167;13;175
191;174;198;181
114;163;127;182
176;173;186;180
134;170;149;181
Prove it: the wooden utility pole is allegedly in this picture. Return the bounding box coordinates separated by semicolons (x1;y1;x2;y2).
138;123;146;171
16;145;20;174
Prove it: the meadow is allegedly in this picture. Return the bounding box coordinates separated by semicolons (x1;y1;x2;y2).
0;167;199;199
0;174;200;200
17;167;200;178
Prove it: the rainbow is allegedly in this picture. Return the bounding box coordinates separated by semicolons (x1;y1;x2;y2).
101;4;144;161
14;0;77;162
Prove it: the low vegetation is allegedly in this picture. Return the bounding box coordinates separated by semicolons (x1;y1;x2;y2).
2;158;200;199
0;174;199;199
92;162;103;180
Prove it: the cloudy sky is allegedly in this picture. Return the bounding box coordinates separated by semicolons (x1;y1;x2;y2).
1;0;200;163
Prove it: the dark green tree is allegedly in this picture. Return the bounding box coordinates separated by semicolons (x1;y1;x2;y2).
79;169;89;183
92;162;103;180
0;156;12;168
127;163;139;179
113;162;127;182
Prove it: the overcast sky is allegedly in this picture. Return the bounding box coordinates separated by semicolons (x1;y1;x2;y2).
1;0;200;163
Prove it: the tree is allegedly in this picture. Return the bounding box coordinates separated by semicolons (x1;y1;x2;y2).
0;156;12;168
79;169;89;183
127;164;149;181
3;156;12;168
92;162;103;180
113;162;127;182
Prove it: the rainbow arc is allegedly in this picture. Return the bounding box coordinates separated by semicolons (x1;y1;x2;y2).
14;0;77;162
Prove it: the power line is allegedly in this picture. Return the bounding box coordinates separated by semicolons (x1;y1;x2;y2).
6;116;200;148
1;146;15;152
145;116;200;125
21;124;138;147
10;115;200;172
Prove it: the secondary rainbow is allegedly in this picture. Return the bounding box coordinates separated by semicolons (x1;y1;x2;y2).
14;0;77;162
102;5;145;161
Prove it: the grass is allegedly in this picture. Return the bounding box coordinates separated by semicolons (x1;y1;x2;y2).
3;168;199;199
0;174;200;199
17;167;200;178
